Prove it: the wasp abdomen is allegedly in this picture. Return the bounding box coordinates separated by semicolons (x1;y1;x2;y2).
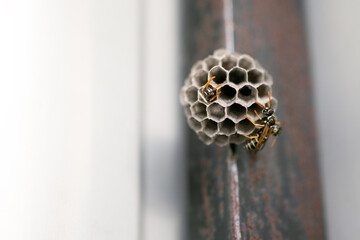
244;138;258;150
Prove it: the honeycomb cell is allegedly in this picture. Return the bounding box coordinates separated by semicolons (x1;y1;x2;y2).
238;85;257;102
190;102;207;121
184;105;191;116
265;98;278;110
230;134;246;144
201;119;218;136
218;85;236;104
207;103;225;122
191;60;203;74
221;55;237;70
229;67;246;85
238;55;254;70
247;102;264;120
185;86;198;104
237;118;255;135
264;71;273;84
198;132;213;145
180;87;186;106
227;103;246;122
209;66;227;84
248;69;264;85
219;119;236;135
257;84;270;100
213;48;228;58
204;56;219;71
214;135;229;146
193;70;208;87
187;117;202;131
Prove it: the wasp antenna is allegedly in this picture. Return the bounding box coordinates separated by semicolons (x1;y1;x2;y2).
281;120;285;128
245;115;265;127
270;136;278;148
202;76;216;91
209;91;221;102
213;83;222;91
255;101;264;108
267;91;271;107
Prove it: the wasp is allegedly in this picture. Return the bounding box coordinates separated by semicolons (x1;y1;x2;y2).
199;76;222;103
243;92;285;152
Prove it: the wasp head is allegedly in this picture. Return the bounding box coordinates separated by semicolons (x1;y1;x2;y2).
263;107;274;116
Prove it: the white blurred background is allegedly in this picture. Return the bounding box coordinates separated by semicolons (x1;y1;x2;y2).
0;0;359;239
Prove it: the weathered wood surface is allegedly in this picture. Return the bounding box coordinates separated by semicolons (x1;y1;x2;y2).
181;1;325;239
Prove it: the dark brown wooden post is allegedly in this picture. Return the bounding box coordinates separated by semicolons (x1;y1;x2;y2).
181;1;325;239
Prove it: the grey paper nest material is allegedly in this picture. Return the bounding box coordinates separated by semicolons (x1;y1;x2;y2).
180;49;277;146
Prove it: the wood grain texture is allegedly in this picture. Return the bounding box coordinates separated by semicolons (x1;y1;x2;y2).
181;0;325;239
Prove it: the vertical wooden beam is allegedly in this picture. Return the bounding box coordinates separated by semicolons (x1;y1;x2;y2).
182;0;325;239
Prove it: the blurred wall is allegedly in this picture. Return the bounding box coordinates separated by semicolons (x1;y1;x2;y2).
305;1;360;239
0;0;139;239
141;0;184;239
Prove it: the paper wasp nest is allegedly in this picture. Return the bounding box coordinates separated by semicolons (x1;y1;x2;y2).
180;49;277;146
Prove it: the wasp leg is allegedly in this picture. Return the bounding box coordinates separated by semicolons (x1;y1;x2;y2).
267;91;271;107
254;110;262;120
244;134;259;139
245;115;265;127
209;91;221;102
202;76;216;91
213;83;222;91
255;101;264;108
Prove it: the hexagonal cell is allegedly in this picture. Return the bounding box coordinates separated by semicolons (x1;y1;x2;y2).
187;117;202;131
214;135;229;146
247;102;264;120
191;60;203;74
248;69;264;85
179;87;186;106
185;86;198;104
236;118;255;135
265;97;278;110
201;119;218;136
209;66;227;84
198;131;213;145
257;84;270;99
218;85;236;104
227;103;246;122
221;55;237;70
184;105;191;116
230;134;246;144
207;103;225;122
184;77;191;86
238;55;254;70
264;71;273;84
238;85;257;102
193;70;208;87
219;118;236;135
204;56;219;70
229;67;246;85
190;102;207;121
213;49;229;57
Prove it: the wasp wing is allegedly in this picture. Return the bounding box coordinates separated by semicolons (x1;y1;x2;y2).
255;124;270;149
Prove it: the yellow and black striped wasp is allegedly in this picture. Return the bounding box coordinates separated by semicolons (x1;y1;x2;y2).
243;92;285;152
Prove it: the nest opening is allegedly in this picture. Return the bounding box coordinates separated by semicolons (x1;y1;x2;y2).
220;119;236;135
202;119;218;136
229;67;246;85
218;85;236;102
210;66;227;84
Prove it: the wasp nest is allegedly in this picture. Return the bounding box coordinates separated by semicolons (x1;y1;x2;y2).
180;49;277;146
